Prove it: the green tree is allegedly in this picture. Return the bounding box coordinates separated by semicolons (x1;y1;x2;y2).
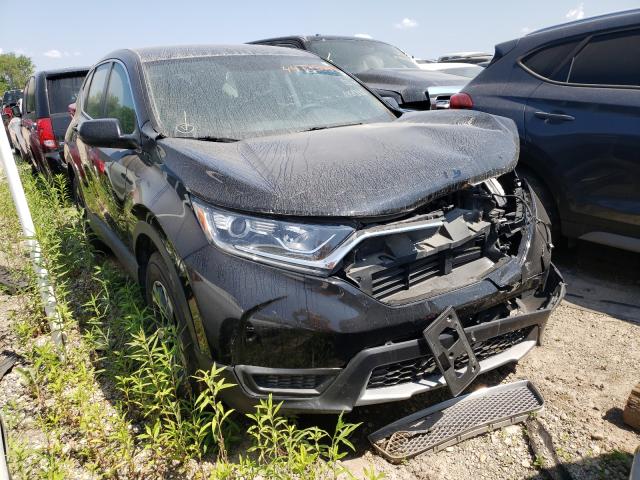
0;52;34;93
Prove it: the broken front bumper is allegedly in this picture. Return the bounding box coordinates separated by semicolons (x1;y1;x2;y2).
223;264;565;413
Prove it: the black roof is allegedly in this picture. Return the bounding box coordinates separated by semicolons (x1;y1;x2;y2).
528;8;640;39
249;35;393;45
101;44;315;65
35;66;89;79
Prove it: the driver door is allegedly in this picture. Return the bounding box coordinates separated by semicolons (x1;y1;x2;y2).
76;61;140;247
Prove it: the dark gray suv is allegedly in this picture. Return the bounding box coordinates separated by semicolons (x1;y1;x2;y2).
64;44;564;413
250;35;467;110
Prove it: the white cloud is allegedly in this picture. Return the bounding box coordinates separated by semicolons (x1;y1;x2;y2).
520;26;532;34
73;52;81;56
566;3;585;21
354;33;372;39
394;18;418;29
43;49;62;58
0;48;3;54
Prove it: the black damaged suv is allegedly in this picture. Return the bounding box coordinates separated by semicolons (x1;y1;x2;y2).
65;45;564;413
250;35;467;110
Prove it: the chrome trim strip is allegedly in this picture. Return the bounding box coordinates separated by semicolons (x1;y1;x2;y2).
194;197;445;276
356;331;537;406
243;219;444;274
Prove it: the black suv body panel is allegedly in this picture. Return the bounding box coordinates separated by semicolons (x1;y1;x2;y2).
249;35;467;110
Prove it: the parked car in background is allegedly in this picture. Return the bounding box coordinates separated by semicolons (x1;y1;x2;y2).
8;103;26;156
450;9;640;252
416;62;484;79
2;89;22;108
249;35;467;109
65;44;563;413
438;52;493;66
20;67;88;176
1;89;23;145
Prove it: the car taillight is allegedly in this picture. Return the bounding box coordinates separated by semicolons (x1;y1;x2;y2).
449;92;474;109
36;118;58;149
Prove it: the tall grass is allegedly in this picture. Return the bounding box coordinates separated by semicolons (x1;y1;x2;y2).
1;166;381;479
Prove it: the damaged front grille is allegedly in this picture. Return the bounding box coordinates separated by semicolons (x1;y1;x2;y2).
366;327;534;389
342;176;526;302
370;235;485;299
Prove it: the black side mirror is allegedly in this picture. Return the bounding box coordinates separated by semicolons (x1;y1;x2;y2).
11;105;21;117
78;118;138;149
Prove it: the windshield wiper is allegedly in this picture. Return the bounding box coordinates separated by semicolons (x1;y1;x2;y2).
192;136;240;143
302;122;363;132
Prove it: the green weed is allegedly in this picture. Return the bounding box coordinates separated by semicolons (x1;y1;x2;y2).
1;165;378;479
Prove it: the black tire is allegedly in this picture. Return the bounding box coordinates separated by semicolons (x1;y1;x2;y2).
518;170;561;243
144;250;199;391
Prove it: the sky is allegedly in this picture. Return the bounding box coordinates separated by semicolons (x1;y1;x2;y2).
1;0;639;71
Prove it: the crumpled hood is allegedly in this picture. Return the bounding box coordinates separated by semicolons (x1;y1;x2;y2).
355;68;468;103
160;110;519;218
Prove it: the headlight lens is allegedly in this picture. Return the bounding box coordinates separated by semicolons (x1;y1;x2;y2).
192;200;354;274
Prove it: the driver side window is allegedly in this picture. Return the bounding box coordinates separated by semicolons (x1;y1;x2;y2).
85;63;111;118
105;63;137;134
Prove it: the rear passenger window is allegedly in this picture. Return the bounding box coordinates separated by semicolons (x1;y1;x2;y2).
105;63;137;134
522;40;580;81
47;74;85;114
569;30;640;86
24;77;36;115
85;63;111;118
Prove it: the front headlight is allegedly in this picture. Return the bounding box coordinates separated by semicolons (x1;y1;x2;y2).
192;200;355;274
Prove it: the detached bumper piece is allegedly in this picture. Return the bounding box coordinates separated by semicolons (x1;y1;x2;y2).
368;380;544;463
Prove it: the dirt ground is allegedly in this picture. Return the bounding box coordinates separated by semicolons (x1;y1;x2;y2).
342;242;640;479
1;239;638;479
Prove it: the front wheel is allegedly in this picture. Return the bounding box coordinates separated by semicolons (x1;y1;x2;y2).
144;251;199;389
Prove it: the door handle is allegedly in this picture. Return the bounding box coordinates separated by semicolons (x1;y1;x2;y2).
534;111;575;122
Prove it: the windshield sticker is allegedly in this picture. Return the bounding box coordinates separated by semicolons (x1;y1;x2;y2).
282;64;340;75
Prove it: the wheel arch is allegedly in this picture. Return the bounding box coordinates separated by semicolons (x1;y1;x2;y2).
132;205;213;363
516;145;567;227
